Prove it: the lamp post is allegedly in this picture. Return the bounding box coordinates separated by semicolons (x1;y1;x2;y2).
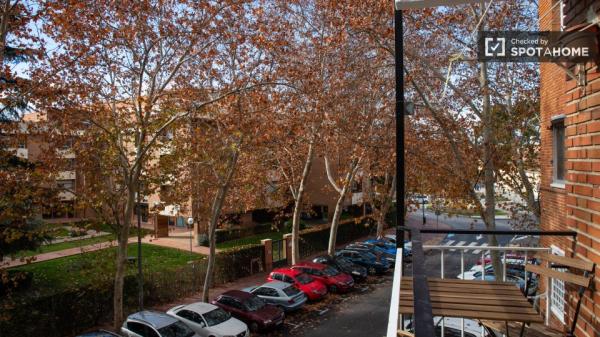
187;217;194;260
136;188;143;311
422;197;427;226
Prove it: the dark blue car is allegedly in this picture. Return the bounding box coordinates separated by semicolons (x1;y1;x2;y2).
335;249;390;275
344;243;396;264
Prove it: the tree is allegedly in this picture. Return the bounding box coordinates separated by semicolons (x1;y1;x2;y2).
37;1;254;327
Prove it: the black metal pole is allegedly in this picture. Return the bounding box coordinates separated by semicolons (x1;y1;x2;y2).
394;3;405;258
422;198;426;225
137;187;143;311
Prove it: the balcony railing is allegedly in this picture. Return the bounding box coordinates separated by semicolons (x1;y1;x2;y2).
389;228;578;337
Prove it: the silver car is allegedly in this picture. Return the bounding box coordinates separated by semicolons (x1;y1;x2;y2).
121;311;199;337
243;281;307;312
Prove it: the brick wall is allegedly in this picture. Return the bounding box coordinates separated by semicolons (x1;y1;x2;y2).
540;1;600;336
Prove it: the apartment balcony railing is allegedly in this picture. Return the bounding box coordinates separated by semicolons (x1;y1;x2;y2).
388;228;578;337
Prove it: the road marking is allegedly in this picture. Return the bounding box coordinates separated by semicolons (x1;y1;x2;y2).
464;241;478;253
450;241;466;252
444;240;456;246
472;243;489;255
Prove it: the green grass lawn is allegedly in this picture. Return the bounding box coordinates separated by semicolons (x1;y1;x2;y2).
217;231;285;250
10;243;204;296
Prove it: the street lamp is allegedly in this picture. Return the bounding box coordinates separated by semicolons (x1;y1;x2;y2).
187;217;194;260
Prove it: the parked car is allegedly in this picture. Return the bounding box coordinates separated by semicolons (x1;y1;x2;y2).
458;264;525;280
291;261;354;293
243;281;307;312
76;330;122;337
166;302;249;337
362;240;397;255
211;290;284;332
345;243;396;264
121;311;199;337
312;255;368;282
267;268;328;300
335;249;390;275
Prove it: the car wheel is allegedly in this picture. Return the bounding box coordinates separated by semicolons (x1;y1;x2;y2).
250;322;259;332
329;285;338;293
368;266;376;275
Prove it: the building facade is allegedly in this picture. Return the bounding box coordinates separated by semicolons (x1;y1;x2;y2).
540;0;600;335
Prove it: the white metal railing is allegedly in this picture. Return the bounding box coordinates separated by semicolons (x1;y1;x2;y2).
394;244;551;337
387;248;403;337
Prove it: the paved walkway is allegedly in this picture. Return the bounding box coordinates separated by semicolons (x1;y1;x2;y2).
3;229;215;268
4;239;124;268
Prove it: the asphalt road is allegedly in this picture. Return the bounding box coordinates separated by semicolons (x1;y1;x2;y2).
255;274;395;337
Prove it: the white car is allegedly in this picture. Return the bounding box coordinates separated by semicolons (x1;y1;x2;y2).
167;302;249;337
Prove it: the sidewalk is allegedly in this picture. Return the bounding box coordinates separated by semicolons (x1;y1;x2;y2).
4;230;216;269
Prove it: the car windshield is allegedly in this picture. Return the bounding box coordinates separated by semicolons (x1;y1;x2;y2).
283;285;301;296
243;296;266;311
296;273;313;285
323;266;339;276
202;308;231;327
157;321;195;337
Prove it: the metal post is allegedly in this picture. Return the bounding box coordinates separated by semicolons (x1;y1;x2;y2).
394;0;405;262
137;187;143;311
422;198;426;226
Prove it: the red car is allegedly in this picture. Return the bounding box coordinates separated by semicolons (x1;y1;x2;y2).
211;290;284;332
291;261;355;293
267;268;327;301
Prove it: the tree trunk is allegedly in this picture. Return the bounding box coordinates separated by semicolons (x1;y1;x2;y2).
202;148;239;302
291;142;314;264
376;173;396;238
480;43;503;281
113;186;135;330
326;158;360;256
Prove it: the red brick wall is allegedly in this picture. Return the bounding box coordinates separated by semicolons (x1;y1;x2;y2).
540;1;600;336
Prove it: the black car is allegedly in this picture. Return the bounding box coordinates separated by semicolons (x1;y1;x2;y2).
312;255;368;282
335;249;390;275
77;330;123;337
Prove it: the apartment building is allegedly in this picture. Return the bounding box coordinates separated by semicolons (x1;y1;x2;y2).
540;0;600;335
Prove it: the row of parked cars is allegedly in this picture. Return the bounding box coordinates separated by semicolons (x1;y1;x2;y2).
79;236;405;337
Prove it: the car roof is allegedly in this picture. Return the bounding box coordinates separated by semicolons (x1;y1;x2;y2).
221;289;253;300
260;280;291;290
272;267;301;276
127;311;177;329
180;302;219;315
293;261;326;269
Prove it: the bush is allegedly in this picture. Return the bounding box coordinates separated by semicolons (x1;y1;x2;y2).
215;223;275;243
283;220;306;233
298;217;375;258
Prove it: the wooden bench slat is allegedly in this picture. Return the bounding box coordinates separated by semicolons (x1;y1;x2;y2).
399;294;534;307
399;305;544;323
401;284;522;295
526;264;592;287
399;300;539;315
536;252;595;272
401;291;529;302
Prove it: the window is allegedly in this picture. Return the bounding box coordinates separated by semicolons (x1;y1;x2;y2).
18;141;26;149
552;116;565;185
127;322;148;336
283;275;295;284
271;273;282;281
550;246;566;324
255;287;278;297
176;310;205;327
57;179;75;191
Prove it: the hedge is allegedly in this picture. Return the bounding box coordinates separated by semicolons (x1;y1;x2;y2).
298;217;376;258
0;245;264;337
215;223;274;243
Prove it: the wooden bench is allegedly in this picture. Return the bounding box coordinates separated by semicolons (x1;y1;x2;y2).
481;252;595;337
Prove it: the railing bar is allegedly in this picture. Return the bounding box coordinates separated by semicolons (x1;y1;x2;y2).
415;229;577;236
503;251;507;282
482;251;485;281
461;250;464;337
410;228;435;337
386;248;403;337
441;249;445;279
